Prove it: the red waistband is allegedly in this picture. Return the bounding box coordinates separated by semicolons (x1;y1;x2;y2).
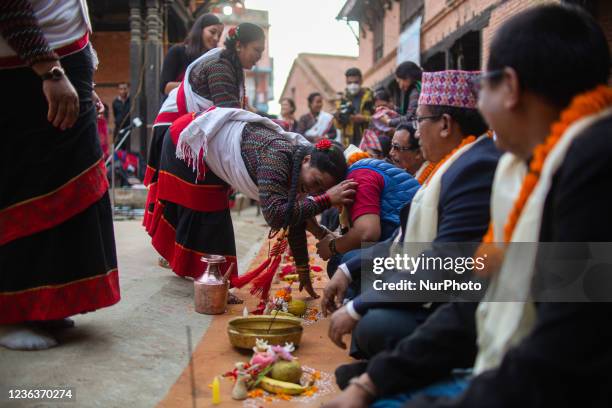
157;170;230;212
0;32;90;69
154;111;182;126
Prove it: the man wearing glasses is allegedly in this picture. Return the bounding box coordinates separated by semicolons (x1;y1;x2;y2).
322;70;501;366
388;125;425;177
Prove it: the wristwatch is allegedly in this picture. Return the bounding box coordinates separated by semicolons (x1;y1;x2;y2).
328;238;339;256
40;66;65;81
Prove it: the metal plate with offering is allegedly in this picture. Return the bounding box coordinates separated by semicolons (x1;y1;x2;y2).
227;315;303;349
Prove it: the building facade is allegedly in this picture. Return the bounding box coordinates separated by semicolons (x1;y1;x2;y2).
280;53;360;117
89;0;271;159
338;0;612;101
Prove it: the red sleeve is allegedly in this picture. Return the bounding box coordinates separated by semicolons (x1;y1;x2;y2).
349;168;385;223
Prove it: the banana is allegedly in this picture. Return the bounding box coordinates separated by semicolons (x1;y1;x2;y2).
282;273;315;282
259;376;306;395
270;310;294;318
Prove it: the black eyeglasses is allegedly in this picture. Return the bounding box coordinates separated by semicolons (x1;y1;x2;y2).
410;115;442;129
479;69;504;85
390;143;417;152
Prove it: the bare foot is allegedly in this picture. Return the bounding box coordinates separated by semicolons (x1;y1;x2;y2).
0;325;58;350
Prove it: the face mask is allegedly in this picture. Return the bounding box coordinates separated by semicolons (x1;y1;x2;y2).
347;83;360;95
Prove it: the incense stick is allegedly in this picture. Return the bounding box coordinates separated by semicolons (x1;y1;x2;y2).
186;326;197;408
222;262;236;282
266;298;283;333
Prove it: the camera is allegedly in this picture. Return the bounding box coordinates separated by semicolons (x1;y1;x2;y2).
337;100;355;126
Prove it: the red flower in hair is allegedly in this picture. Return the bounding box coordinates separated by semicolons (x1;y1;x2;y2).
315;139;332;151
228;27;237;38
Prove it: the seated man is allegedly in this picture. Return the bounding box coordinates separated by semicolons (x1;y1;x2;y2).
388;125;426;178
324;69;501;360
316;144;421;277
319;125;422;240
323;4;612;407
320;125;424;313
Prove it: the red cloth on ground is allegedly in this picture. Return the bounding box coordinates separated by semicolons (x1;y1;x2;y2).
349;168;384;223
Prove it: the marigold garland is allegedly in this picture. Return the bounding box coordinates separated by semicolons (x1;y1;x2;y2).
477;86;612;277
347;151;370;166
416;161;437;184
484;85;612;244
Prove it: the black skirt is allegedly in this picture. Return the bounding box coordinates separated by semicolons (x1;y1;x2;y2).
0;47;120;324
147;127;237;281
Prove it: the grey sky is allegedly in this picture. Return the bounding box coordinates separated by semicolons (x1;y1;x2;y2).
244;0;359;114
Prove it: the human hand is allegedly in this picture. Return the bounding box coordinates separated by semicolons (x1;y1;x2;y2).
320;385;370;408
326;180;357;207
298;267;319;299
316;235;334;261
328;305;358;349
321;269;350;316
33;62;80;130
93;90;104;115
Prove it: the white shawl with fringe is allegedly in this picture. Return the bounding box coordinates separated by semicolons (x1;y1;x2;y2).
153;48;222;127
402;135;490;246
176;107;309;201
474;107;612;374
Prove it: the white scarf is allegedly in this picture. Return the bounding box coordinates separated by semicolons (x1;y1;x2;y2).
182;47;225;113
474;107;612;374
403;135;489;245
304;111;334;139
176;107;309;201
153;48;223;127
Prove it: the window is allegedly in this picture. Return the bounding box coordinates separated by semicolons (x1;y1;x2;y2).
373;13;384;63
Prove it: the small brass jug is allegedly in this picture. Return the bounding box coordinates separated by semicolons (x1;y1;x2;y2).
194;255;228;314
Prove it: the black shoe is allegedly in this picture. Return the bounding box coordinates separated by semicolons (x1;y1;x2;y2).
335;361;369;390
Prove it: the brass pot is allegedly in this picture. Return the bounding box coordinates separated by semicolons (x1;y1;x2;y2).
227;315;303;350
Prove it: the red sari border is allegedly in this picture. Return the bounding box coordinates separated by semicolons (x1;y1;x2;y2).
157;170;230;212
151;211;237;282
0;268;120;324
0;159;109;246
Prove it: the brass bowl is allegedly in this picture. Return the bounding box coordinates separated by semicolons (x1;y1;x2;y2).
227;315;303;350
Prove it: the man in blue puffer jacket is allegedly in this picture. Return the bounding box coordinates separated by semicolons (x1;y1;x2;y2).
316;146;420;287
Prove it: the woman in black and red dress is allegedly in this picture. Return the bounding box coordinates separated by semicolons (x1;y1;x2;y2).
160;13;223;97
146;23;266;284
143;14;223;250
0;0;119;350
146;23;356;299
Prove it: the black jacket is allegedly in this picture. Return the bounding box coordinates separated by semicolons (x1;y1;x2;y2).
351;137;501;314
367;115;612;407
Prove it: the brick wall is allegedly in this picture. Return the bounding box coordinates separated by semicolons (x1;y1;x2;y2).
383;1;401;58
421;0;498;52
357;1;402;89
91;31;131;132
280;63;322;118
481;0;557;69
